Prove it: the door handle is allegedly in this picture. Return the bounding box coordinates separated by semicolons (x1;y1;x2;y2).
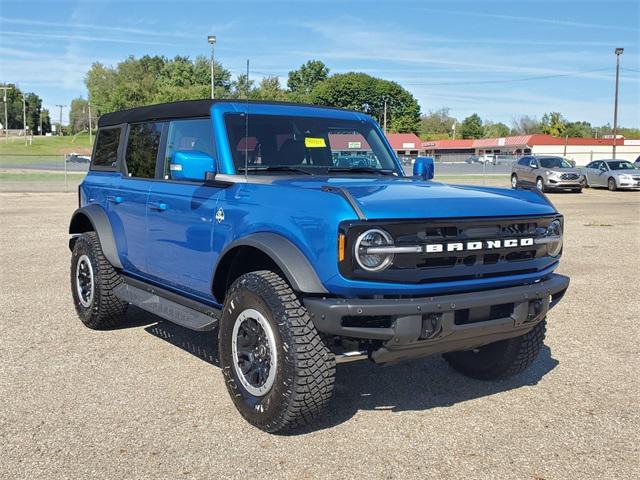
149;201;167;212
107;195;123;204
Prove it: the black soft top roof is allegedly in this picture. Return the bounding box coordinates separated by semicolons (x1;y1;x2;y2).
98;99;214;127
97;99;351;127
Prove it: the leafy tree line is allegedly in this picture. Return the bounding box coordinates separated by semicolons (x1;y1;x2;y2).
0;83;52;134
83;57;421;133
420;107;640;140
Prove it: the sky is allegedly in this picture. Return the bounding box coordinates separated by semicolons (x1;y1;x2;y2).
1;0;639;127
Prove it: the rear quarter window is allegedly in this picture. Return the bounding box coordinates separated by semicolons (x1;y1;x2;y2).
91;127;121;170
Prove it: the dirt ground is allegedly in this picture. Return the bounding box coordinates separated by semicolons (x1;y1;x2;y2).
1;187;639;479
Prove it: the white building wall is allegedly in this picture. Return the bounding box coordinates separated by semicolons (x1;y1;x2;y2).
531;144;640;166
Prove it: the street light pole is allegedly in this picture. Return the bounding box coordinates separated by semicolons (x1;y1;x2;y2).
208;35;217;99
612;47;624;159
88;102;93;145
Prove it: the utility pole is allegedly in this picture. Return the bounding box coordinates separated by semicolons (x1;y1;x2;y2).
383;98;387;134
88;102;93;145
56;104;65;136
0;86;12;142
612;47;624;159
452;122;457;140
22;94;27;145
208;35;217;99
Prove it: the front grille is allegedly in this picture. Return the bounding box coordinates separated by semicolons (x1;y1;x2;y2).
560;173;579;180
339;215;561;284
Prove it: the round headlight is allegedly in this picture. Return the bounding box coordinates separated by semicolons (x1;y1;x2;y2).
546;219;563;257
354;228;394;272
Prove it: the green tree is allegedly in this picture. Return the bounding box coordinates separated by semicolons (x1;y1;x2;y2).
0;83;44;133
40;108;52;135
69;97;90;134
459;113;484;139
541;112;567;137
511;115;542;135
420;108;457;139
483;121;510;138
310;72;421;133
565;121;592;138
287;60;329;99
254;76;288;101
231;74;256;99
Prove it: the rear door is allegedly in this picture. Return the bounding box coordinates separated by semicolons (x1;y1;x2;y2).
146;118;222;298
108;121;163;276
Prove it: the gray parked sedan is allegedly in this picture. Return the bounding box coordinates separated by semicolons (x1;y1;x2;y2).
581;160;640;191
511;155;583;193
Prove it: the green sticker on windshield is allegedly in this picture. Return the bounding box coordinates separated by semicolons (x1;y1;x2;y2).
305;137;326;148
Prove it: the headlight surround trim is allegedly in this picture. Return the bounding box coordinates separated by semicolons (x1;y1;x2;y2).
354;228;395;272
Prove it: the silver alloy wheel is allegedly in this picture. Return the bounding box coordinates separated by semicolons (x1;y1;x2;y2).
231;308;278;397
511;175;518;189
536;178;544;191
75;254;94;308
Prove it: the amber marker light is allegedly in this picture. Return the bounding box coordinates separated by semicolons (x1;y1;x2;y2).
338;233;345;262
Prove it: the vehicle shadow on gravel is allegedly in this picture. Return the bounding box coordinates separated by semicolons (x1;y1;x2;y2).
137;313;558;435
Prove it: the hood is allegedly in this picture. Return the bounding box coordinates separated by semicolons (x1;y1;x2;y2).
612;169;640;175
269;176;557;220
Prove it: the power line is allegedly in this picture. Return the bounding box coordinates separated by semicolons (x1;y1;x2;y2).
400;67;612;86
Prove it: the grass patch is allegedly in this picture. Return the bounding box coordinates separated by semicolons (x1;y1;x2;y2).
0;171;86;182
0;133;93;158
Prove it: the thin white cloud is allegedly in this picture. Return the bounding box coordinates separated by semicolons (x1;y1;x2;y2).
0;16;194;38
425;9;637;32
1;30;175;46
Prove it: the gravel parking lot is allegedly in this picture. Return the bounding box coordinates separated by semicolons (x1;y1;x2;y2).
1;187;639;479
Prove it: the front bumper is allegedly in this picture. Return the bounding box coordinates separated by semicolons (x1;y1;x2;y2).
304;273;569;363
547;178;582;189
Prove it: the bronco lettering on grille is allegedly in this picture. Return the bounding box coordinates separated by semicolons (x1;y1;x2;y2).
427;237;534;254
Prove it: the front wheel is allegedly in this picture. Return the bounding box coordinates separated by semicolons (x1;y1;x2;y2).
442;320;546;380
219;271;335;433
511;174;518;189
536;177;546;193
608;177;617;191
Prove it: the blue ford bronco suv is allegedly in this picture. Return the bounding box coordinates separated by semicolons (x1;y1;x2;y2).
69;100;569;432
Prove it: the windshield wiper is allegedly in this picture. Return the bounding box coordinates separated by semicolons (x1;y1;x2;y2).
327;167;396;175
237;166;313;175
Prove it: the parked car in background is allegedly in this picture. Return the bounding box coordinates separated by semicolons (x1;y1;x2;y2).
511;156;583;193
581;160;640;191
634;155;640;168
465;155;481;164
66;152;91;163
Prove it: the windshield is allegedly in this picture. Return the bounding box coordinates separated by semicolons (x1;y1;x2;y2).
225;114;399;175
607;161;636;170
539;157;573;169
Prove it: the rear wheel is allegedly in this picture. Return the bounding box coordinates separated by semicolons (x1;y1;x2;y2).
70;232;128;329
536;177;546;193
608;177;617;191
219;270;335;433
443;320;546;380
511;174;518;189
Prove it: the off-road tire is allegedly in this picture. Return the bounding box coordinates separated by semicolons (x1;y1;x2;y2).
442;320;546;380
608;177;617;191
70;232;128;329
219;270;335;433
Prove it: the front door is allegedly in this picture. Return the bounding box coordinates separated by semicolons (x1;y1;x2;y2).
146;118;222;299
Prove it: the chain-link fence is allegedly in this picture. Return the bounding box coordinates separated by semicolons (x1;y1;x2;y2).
2;151;639;192
0;154;89;192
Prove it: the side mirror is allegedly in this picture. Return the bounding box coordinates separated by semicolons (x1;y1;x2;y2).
170;150;216;182
413;156;435;180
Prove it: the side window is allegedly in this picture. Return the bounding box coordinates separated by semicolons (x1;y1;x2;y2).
91;127;121;169
125;122;163;178
529;158;538;168
518;156;530;166
163;118;215;180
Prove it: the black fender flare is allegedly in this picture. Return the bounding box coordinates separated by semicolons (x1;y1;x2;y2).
214;233;328;294
68;204;122;269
